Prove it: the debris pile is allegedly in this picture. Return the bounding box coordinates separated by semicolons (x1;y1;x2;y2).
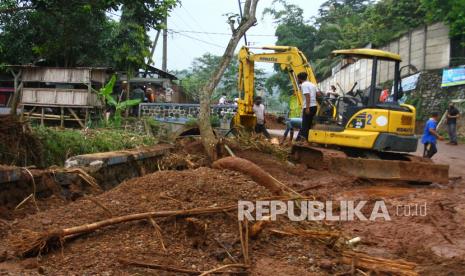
0;140;464;275
0;115;43;167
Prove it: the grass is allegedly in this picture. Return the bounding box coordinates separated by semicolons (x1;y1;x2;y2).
34;127;158;166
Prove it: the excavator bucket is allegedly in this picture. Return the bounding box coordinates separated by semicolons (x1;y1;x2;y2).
291;145;449;184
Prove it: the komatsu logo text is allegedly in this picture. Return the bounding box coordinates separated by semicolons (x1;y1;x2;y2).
259;57;278;62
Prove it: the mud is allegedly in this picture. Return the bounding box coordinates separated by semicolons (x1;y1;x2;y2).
0;139;464;275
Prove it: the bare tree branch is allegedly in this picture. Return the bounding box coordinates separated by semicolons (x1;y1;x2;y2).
198;0;259;161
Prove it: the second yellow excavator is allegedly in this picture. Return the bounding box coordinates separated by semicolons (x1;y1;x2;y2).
233;45;449;183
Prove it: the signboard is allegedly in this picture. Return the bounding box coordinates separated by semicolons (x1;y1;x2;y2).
389;72;421;103
442;67;465;87
401;72;420;91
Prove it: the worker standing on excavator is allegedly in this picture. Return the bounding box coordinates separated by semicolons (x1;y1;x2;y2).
296;72;318;141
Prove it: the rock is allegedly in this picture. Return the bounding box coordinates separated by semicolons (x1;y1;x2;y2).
318;259;333;270
0;251;7;262
22;258;38;269
38;266;46;274
41;218;53;225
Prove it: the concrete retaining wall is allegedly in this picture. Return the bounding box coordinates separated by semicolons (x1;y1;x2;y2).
0;145;172;213
319;22;450;93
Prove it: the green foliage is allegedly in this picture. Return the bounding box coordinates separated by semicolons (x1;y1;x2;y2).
0;0;177;70
264;0;430;81
34;127;157;166
172;53;266;102
98;75;141;126
421;0;465;38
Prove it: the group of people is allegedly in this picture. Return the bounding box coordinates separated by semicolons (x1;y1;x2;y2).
251;72;461;160
131;85;173;104
253;72;320;142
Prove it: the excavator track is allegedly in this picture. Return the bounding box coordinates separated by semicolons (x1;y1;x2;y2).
291;144;449;184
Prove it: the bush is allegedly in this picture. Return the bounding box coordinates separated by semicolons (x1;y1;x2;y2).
34;127;157;166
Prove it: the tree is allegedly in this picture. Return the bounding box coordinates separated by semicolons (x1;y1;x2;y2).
421;0;465;38
113;0;177;73
263;0;317;98
0;0;177;69
198;0;259;161
174;53;266;103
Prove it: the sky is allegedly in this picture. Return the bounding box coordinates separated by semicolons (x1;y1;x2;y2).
151;0;326;73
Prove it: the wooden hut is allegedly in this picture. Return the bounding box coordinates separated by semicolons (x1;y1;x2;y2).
8;66;111;127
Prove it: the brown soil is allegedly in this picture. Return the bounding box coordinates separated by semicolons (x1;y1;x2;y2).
265;113;286;130
1;139;465;275
0;115;44;167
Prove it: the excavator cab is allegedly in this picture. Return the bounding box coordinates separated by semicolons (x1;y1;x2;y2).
309;49;419;153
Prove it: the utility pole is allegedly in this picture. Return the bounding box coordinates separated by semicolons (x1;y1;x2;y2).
162;17;168;71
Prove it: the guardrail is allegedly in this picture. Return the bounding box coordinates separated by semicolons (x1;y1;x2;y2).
139;103;237;129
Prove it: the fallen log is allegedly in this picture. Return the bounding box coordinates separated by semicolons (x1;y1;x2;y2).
212;156;299;196
118;258;248;275
341;251;418;276
270;227;341;240
10;205;236;257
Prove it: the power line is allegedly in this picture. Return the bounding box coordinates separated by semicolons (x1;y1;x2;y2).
180;5;217;42
168;30;225;49
167;29;275;37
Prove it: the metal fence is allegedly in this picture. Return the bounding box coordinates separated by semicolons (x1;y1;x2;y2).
138;103;237;129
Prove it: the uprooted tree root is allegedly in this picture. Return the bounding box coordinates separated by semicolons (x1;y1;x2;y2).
226;131;289;161
0;115;44;167
9;205;236;257
212;156;299;196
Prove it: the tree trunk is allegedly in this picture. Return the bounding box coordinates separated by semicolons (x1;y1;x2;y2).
198;0;259;161
9;70;22;116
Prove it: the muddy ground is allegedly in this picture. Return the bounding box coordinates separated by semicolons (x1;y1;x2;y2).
0;139;465;275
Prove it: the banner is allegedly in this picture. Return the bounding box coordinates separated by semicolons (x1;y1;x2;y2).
442;67;465;87
401;72;420;91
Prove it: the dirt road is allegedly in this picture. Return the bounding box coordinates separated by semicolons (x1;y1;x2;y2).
269;128;465;178
415;140;465;178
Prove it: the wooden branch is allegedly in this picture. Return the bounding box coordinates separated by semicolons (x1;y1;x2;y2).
118;258;248;275
213;238;238;263
118;258;199;274
269;228;341;239
148;217;167;252
341;251;418;276
199;264;249;276
85;197;113;218
11;205;236;257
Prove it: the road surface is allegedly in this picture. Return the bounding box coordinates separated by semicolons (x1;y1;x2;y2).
268;129;465;178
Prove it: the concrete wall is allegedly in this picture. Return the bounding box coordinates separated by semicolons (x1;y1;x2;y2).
319;22;450;93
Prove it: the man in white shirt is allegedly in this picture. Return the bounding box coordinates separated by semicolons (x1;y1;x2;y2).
327;85;338;102
218;93;227;105
252;96;271;139
296;72;318;141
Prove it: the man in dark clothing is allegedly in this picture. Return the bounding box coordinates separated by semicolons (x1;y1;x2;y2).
131;86;145;116
446;102;460;145
296;72;318;141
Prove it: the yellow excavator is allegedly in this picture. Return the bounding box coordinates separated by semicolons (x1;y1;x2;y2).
233;46;449;183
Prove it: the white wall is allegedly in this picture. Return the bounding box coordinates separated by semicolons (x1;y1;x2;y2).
319;22;450;94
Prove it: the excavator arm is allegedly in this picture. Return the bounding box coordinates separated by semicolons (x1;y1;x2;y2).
234;46;317;129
